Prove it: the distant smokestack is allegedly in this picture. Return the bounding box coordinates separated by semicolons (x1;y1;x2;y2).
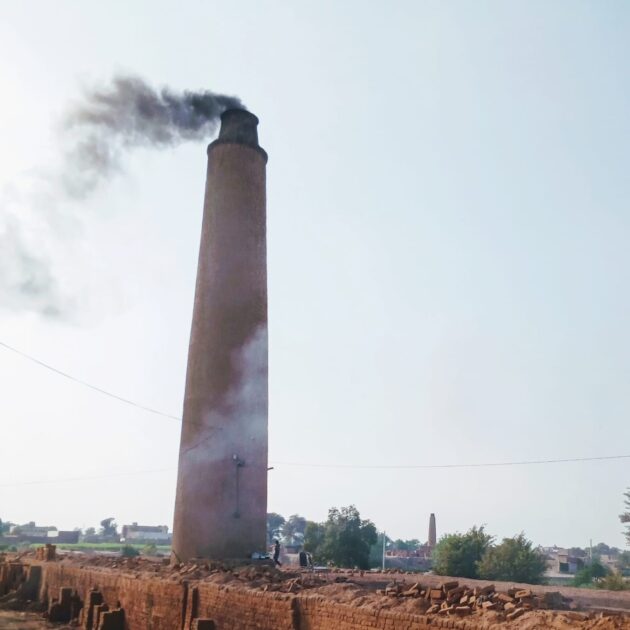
428;513;437;548
172;109;268;561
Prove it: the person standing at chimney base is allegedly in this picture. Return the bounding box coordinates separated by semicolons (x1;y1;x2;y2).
272;539;282;567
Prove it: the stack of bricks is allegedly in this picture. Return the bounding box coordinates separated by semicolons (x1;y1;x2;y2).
47;585;82;623
377;579;572;621
2;556;629;629
0;561;24;596
35;544;56;562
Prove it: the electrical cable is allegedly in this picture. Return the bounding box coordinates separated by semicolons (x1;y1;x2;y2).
0;468;174;488
271;454;630;469
0;340;181;421
1;454;629;489
1;339;628;484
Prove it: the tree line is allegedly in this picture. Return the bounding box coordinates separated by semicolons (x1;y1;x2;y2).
267;484;630;585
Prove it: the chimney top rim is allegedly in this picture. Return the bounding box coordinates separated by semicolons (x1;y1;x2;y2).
220;108;259;125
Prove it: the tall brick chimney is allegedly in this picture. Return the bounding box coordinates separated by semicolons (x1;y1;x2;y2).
428;513;437;548
172;109;268;561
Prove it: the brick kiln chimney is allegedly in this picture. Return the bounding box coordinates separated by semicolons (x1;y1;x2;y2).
428;513;437;548
172;109;268;561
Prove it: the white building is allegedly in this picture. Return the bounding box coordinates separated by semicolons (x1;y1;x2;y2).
121;523;171;543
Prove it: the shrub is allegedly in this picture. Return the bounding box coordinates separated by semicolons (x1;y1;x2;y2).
595;573;630;591
573;560;609;586
432;526;493;579
477;533;547;585
120;545;139;557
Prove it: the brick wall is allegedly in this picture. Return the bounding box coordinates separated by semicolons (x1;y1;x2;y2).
185;582;295;629
2;561;627;630
40;563;185;629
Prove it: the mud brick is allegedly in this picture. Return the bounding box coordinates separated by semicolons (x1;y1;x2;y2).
98;609;125;630
430;589;444;600
446;586;465;603
497;593;515;603
475;584;495;596
427;604;440;614
504;602;516;612
440;580;459;591
482;601;497;610
506;608;525;621
515;589;532;599
454;606;471;615
59;587;73;606
564;611;588;622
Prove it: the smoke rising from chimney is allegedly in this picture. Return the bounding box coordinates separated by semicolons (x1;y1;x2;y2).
1;75;244;316
62;75;245;196
0;214;63;318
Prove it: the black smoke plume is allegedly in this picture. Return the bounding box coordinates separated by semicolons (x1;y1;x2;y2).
63;75;244;196
1;75;243;316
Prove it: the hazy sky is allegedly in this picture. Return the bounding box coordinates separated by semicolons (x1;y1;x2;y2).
1;1;629;549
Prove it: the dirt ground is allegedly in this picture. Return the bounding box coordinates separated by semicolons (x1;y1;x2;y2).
0;611;71;629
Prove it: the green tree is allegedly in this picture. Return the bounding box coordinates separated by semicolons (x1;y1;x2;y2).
305;506;377;570
304;521;325;557
392;538;420;551
99;518;117;538
266;513;285;545
282;514;307;544
477;533;547;585
573;560;609;586
84;527;96;537
432;526;493;579
618;550;630;572
593;542;614;556
368;532;390;568
621;488;630;546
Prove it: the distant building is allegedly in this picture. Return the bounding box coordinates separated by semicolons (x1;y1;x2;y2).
10;522;57;538
121;523;171;544
53;531;80;544
543;547;585;584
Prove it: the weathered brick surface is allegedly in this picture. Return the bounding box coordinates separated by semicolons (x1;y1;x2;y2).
3;559;630;630
39;563;185;629
185;582;295;630
297;594;434;630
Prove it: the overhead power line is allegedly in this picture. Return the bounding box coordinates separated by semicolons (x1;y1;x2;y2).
0;468;174;488
0;340;181;421
1;339;628;479
272;454;630;469
1;454;629;489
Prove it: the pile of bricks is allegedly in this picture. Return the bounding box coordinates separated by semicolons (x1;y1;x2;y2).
378;579;572;621
34;544;56;562
45;584;126;630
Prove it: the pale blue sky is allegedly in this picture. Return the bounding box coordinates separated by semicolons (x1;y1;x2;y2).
0;1;628;548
